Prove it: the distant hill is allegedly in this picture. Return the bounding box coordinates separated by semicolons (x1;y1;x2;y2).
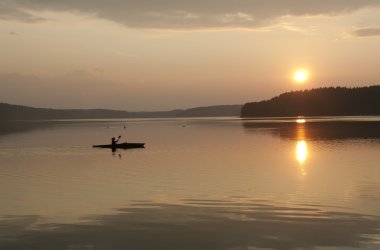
0;103;130;120
0;103;181;120
241;86;380;117
0;103;241;121
176;105;242;117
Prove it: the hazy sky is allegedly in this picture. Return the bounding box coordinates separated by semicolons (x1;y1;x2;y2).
1;0;380;110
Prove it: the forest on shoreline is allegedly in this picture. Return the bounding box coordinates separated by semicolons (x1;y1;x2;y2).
241;86;380;117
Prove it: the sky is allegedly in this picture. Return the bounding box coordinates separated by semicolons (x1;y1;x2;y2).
1;0;380;111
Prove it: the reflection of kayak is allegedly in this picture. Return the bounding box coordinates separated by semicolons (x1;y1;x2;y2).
93;142;145;149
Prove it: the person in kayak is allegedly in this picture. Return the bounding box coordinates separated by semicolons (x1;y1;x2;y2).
111;136;121;148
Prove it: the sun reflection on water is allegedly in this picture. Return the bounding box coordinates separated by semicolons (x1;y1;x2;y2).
296;120;308;176
296;140;307;164
296;119;306;124
296;140;308;176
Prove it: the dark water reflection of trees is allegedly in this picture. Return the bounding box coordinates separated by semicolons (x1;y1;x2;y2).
242;119;380;141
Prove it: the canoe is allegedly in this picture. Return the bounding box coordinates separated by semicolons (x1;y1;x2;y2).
93;142;145;149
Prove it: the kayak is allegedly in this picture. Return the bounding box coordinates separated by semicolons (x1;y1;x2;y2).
93;142;145;149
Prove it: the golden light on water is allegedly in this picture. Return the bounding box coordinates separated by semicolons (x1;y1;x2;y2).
296;140;307;164
296;140;308;176
296;119;306;124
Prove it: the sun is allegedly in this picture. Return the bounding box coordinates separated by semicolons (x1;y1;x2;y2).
293;70;309;83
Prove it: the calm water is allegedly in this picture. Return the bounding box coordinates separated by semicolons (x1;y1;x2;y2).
1;117;380;250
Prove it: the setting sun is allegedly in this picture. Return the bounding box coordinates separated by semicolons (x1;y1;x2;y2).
293;70;309;83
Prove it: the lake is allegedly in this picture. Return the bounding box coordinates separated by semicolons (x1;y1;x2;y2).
1;117;380;250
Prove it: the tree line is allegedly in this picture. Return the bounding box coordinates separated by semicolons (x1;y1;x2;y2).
241;86;380;117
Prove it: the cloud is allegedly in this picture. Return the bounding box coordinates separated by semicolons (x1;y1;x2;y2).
351;27;380;37
1;0;380;29
0;5;45;22
8;31;19;36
